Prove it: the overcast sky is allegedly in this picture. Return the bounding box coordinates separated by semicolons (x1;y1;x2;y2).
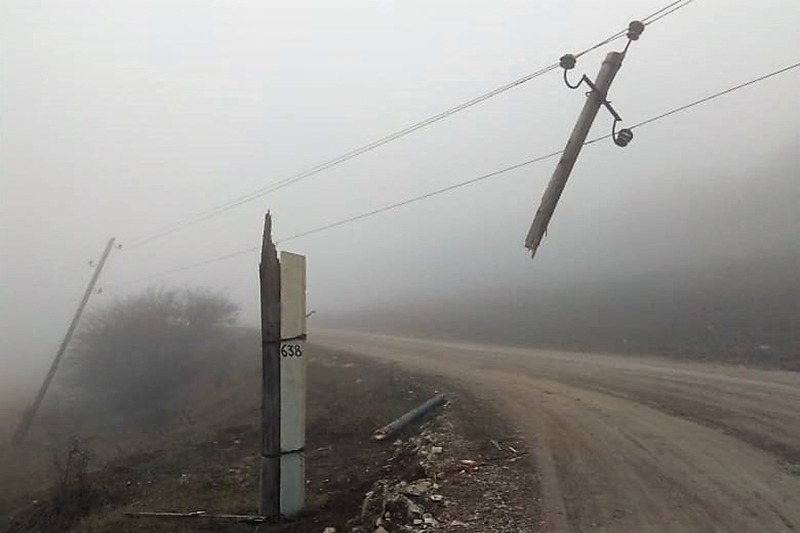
2;0;799;385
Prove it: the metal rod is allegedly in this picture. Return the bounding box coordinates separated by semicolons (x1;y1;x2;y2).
126;511;267;523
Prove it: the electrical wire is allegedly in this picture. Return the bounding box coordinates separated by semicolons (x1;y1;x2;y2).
104;246;259;289
629;60;800;130
123;64;560;250
643;0;698;26
105;57;799;288
276;150;564;244
124;0;698;250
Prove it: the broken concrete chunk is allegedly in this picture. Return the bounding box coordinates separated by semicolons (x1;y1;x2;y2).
422;513;440;527
402;495;423;516
402;479;433;496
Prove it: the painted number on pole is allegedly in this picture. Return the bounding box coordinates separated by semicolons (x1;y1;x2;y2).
279;251;306;518
280;343;304;357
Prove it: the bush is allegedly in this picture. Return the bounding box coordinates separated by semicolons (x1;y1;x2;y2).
72;287;239;426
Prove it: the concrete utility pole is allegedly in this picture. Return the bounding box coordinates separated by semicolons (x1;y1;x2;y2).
524;51;624;257
258;212;308;520
12;237;116;446
278;250;307;517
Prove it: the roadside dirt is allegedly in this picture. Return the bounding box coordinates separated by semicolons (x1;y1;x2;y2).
1;344;542;533
316;330;800;533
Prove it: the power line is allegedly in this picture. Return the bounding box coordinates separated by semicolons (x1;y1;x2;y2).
104;246;258;289
276;151;563;244
643;0;698;26
124;0;698;250
575;0;696;58
106;57;799;288
629;60;800;130
105;153;564;289
271;60;800;245
124;66;561;250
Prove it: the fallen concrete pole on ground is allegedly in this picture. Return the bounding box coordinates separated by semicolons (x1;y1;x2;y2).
373;393;447;441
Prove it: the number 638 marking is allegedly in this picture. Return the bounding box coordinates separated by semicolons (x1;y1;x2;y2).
280;344;303;358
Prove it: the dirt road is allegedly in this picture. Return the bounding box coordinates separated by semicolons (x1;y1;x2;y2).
314;330;800;533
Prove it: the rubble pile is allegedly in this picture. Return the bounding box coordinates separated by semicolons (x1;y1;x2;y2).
342;410;543;533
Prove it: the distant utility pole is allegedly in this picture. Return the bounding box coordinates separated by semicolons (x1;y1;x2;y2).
525;21;644;258
11;237;116;446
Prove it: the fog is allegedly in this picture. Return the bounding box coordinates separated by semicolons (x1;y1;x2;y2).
2;1;799;390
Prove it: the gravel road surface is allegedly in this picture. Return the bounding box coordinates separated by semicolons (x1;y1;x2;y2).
314;330;800;533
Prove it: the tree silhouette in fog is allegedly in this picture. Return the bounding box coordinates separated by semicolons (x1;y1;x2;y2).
73;287;239;426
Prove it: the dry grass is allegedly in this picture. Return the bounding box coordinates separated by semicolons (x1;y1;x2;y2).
1;331;446;532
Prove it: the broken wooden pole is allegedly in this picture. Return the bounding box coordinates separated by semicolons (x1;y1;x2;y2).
259;213;281;519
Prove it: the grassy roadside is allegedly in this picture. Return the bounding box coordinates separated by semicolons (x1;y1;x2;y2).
1;330;543;532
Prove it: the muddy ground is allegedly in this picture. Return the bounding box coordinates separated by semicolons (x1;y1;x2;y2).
1;344;542;533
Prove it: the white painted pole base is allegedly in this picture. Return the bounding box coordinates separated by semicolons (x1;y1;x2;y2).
279;251;307;517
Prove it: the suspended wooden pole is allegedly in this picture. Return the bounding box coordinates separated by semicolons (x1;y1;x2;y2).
525;21;644;258
12;237;116;446
524;52;623;257
259;214;282;519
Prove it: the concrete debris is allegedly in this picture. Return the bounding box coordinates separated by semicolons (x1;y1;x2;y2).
322;528;336;533
350;404;535;533
403;496;423;516
402;479;432;496
422;512;440;527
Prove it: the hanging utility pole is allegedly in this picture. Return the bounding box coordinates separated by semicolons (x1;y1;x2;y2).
12;237;116;446
525;21;644;258
259;214;282;520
